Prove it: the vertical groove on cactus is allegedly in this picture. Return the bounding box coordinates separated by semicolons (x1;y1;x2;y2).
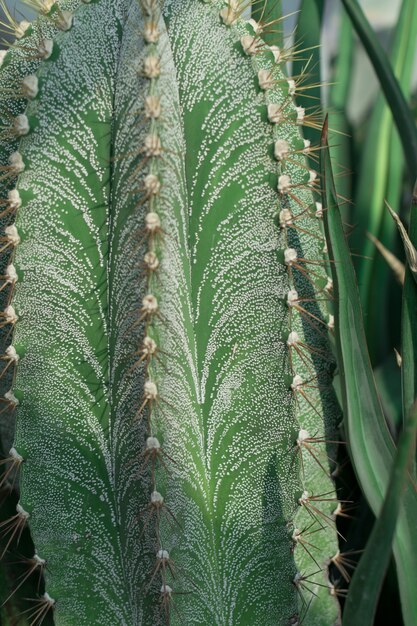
0;0;342;624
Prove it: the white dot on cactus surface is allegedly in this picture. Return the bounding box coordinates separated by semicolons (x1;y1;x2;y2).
240;34;256;55
151;490;163;504
9;152;25;174
5;264;18;283
144;173;161;195
5;390;18;405
144;251;159;270
144;134;162;157
9;447;23;462
142;294;158;312
287;289;298;307
38;39;53;59
5;225;20;246
145;95;161;119
143;56;161;78
279;209;292;227
278;174;291;194
291;375;303;390
56;11;73;31
14;115;30;137
268;104;282;125
16;503;29;519
274;139;290;161
8;189;21;209
144;380;158;399
4;305;17;324
145;212;161;232
144;21;160;43
284;248;297;265
287;79;296;96
22;75;39;99
16;20;30;39
6;346;18;361
270;45;280;62
296;106;305;124
0;50;7;67
287;331;299;346
258;69;275;90
297;429;310;443
157;549;169;559
146;436;160;450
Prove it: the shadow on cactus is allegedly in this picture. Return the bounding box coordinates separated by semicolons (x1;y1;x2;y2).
0;0;346;624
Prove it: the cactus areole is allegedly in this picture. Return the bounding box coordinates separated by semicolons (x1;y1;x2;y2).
0;0;341;624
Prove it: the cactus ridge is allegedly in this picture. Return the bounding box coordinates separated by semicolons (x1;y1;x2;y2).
0;0;342;624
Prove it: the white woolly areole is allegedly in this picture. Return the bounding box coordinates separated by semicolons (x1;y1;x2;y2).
278;174;291;193
144;56;161;78
144;134;162;157
258;69;275;90
287;331;299;346
142;294;158;312
38;39;53;59
296;106;305;124
151;490;164;505
9;152;25;174
268;104;282;124
293;571;303;584
144;251;159;270
5;390;18;405
303;139;311;153
157;549;169;560
279;209;292;227
4;305;18;324
145;211;161;231
8;189;21;209
9;447;23;462
6;346;18;361
16;20;30;39
297;429;310;443
146;436;160;450
220;1;240;26
325;277;333;292
144;22;160;43
299;490;310;505
284;248;297;266
22;75;38;99
270;45;281;62
14;115;30;137
33;554;46;565
240;34;257;55
287;289;298;306
144;173;161;195
145;95;161;119
292;528;301;541
315;202;323;218
328;314;335;330
291;375;303;390
247;18;262;34
0;50;7;66
287;79;296;96
5;264;18;283
161;584;172;595
56;11;73;31
309;170;318;185
144;380;158;399
143;336;157;353
323;242;328;254
141;0;158;14
43;593;55;605
5;224;20;246
41;0;55;10
16;503;29;519
274;139;289;161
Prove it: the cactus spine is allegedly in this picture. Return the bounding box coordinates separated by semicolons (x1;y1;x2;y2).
0;0;341;624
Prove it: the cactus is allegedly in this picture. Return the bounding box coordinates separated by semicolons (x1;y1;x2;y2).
0;1;341;624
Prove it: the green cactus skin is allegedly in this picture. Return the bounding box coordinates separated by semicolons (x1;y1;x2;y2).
0;0;341;624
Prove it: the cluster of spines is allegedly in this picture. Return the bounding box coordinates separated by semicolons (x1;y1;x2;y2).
0;0;83;621
213;0;343;620
135;0;177;622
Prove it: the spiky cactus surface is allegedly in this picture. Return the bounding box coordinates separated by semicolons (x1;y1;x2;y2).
0;1;341;624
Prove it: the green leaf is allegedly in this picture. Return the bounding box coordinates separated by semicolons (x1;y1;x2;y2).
321;117;417;626
343;399;417;626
